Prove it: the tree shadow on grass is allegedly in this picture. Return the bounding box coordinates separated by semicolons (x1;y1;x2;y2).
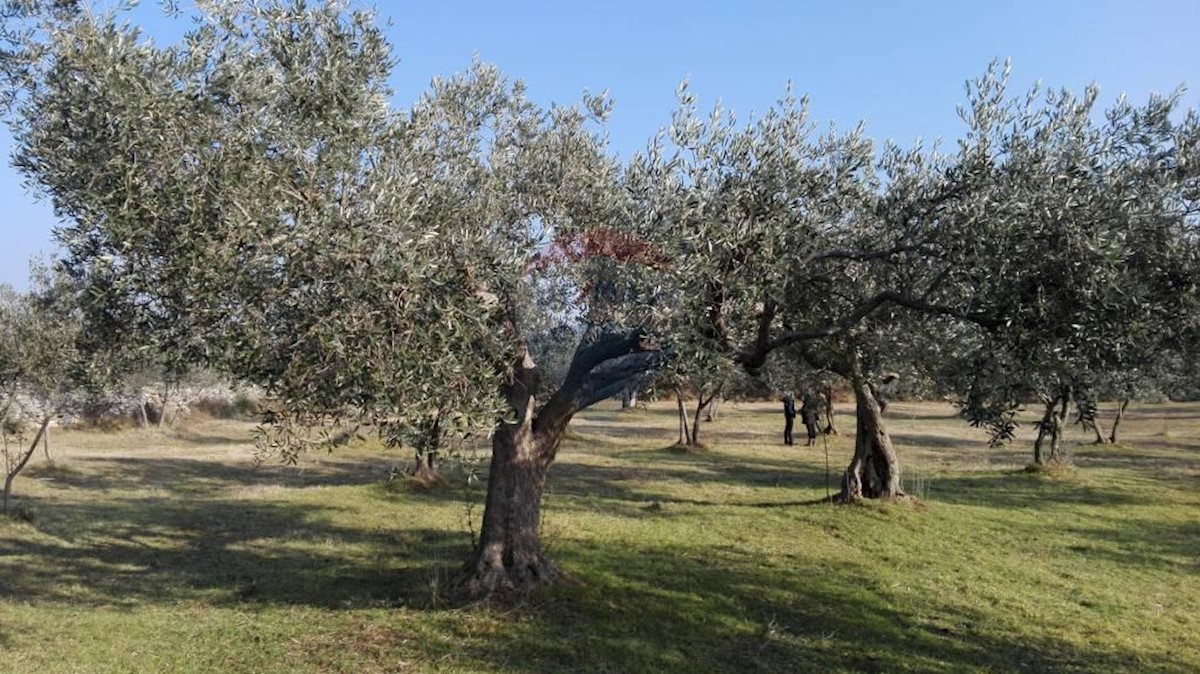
24;454;398;496
928;471;1154;510
442;540;1189;673
0;492;469;610
544;453;836;514
1061;516;1200;574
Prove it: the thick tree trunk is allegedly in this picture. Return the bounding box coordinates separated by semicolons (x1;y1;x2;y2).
137;398;150;428
838;376;902;502
4;415;50;516
822;385;839;435
454;420;558;601
1108;398;1129;444
453;329;664;602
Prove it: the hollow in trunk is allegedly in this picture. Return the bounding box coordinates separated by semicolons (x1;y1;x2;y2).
838;376;902;502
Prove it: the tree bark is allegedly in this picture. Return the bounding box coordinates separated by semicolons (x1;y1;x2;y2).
409;416;444;487
1033;386;1071;465
822;385;839;435
41;423;50;462
1108;398;1129;444
4;415;50;516
1091;415;1110;444
1033;397;1054;465
453;329;664;601
675;387;692;446
1049;388;1071;463
838;374;902;502
688;388;721;447
454;419;558;601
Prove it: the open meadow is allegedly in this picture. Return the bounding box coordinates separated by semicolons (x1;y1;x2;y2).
1;400;1198;673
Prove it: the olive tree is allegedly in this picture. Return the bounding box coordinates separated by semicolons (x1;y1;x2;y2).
0;270;80;515
624;80;993;501
5;1;664;599
937;69;1200;464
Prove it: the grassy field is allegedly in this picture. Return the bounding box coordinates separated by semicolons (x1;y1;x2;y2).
1;400;1197;673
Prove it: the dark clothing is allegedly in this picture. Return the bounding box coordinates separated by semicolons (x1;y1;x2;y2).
800;397;819;445
782;396;797;445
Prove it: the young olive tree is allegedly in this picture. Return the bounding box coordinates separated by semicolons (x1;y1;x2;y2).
0;270;80;515
5;1;664;599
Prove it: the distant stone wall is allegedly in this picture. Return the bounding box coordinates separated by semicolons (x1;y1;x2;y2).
2;382;261;430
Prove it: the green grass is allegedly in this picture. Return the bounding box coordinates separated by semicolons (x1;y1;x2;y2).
1;401;1197;672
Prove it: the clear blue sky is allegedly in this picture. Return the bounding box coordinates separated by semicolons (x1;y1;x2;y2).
3;0;1199;289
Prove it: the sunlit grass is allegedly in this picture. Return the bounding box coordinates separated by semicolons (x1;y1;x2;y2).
1;400;1197;672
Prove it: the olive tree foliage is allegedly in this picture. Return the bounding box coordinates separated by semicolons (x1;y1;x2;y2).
0;268;81;515
624;63;1199;492
933;67;1200;463
4;1;664;599
624;80;984;501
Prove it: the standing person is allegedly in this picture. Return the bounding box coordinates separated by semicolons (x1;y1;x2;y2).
781;393;797;446
800;394;820;447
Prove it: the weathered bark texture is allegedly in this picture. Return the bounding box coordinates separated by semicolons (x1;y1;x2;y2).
4;415;51;515
453;330;663;601
454;420;558;601
838;375;902;502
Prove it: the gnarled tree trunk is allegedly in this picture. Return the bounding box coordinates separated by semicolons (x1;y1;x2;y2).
838;375;902;502
453;330;663;601
455;418;558;600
